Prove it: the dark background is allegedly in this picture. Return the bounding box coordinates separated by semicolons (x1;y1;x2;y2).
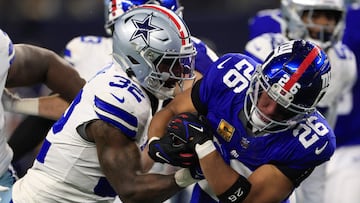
0;0;280;55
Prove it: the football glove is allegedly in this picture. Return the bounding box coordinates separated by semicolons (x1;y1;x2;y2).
167;112;213;151
189;163;205;180
148;136;196;168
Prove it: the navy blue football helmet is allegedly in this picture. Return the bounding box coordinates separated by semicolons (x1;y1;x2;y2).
245;39;331;133
104;0;183;35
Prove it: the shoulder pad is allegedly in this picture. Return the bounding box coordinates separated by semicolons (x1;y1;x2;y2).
63;35;111;65
93;90;146;140
245;33;287;62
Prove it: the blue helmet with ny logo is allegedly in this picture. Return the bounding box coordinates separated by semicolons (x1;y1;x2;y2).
245;39;331;133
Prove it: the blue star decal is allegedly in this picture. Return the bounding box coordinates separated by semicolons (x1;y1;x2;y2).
130;14;163;45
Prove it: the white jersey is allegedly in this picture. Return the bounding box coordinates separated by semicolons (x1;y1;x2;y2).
0;29;16;177
63;36;113;81
12;62;151;202
245;33;357;127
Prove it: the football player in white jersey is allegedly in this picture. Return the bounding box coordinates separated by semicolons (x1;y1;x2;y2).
0;29;85;203
12;5;200;203
324;1;360;202
8;0;218;179
244;0;357;202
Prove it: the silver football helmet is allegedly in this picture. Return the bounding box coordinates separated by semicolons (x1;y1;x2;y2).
104;0;183;35
281;0;345;49
112;4;196;99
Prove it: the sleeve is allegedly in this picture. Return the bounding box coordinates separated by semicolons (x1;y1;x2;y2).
63;36;113;82
0;29;15;77
93;91;141;140
248;9;284;40
191;36;219;75
274;164;314;187
91;75;151;140
63;36;82;65
63;36;105;63
191;79;207;115
317;43;357;108
244;33;287;63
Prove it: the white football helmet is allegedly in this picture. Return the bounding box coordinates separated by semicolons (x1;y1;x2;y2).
104;0;183;35
112;4;196;99
281;0;345;49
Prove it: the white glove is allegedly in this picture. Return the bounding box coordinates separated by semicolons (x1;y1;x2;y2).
2;88;39;115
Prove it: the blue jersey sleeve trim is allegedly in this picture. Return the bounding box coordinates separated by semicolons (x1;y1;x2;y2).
94;96;138;139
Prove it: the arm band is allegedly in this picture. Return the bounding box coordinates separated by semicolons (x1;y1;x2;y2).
195;140;216;159
217;175;251;203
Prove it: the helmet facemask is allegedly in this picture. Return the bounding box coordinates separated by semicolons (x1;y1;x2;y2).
281;0;345;50
141;47;196;100
300;9;344;49
244;66;310;134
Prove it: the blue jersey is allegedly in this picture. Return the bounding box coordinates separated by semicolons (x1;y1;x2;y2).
248;6;359;148
190;53;336;202
191;36;218;75
248;9;283;40
335;3;360;148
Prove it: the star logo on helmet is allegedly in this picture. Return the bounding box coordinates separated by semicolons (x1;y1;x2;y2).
130;14;163;45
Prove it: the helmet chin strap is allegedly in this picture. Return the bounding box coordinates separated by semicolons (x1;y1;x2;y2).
144;73;175;100
250;105;269;130
160;72;170;81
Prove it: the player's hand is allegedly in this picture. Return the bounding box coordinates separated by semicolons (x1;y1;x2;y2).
167;112;212;151
148;136;196;168
189;163;205;180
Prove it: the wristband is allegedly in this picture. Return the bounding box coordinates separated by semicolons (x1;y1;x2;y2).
217;175;251;203
11;98;39;115
174;168;198;188
195;140;216;159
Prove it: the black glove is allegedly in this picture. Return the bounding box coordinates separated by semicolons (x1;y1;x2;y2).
148;136;196;168
167;112;212;151
148;112;213;168
189;163;205;180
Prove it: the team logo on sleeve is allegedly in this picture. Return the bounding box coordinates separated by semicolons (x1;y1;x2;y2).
240;137;250;149
217;119;235;142
131;14;163;45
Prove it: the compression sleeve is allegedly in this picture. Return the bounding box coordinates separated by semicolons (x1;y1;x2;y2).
191;79;208;115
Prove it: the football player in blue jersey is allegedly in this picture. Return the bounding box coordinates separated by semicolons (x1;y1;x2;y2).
0;29;85;203
245;1;357;202
12;5;203;202
323;1;360;202
147;39;336;203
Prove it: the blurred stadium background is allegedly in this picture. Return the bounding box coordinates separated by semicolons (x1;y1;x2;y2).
0;0;279;55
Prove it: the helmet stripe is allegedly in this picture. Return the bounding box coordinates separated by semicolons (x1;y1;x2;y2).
283;47;320;91
111;0;117;16
141;4;187;45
